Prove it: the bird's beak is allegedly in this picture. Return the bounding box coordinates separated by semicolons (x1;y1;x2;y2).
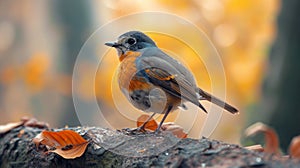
105;42;119;48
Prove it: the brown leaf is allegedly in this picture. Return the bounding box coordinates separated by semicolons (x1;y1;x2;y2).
22;116;49;129
136;115;187;138
289;135;300;158
161;122;187;138
0;121;24;134
245;122;279;155
0;116;49;135
137;115;158;131
244;144;264;152
33;130;89;159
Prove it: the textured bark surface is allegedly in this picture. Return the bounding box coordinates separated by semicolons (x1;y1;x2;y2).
0;126;299;168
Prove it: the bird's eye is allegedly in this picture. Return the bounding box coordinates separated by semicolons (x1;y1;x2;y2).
127;38;136;45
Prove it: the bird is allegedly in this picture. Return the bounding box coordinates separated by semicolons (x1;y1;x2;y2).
105;31;238;133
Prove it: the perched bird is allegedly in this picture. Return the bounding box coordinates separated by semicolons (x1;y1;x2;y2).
105;31;238;133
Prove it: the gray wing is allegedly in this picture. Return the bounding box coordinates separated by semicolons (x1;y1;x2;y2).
136;48;207;112
141;48;197;86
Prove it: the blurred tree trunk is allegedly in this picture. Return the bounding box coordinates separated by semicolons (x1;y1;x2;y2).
51;0;93;126
261;0;300;151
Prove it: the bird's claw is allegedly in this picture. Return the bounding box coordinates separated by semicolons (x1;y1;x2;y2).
120;127;148;135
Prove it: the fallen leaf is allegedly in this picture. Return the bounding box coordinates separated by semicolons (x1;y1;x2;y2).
137;115;158;131
245;122;279;155
161;122;187;138
289;135;300;158
21;116;50;129
33;130;89;159
245;144;264;152
136;115;187;138
0;117;49;135
0;121;24;134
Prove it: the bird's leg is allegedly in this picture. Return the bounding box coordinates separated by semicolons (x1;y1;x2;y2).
136;112;156;131
155;105;173;134
122;112;156;134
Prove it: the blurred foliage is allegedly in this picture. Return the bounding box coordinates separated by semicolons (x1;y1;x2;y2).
259;0;300;152
0;0;280;144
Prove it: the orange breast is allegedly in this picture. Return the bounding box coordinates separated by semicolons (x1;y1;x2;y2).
118;52;151;92
119;51;141;61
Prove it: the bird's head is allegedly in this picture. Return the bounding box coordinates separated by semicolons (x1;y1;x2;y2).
105;31;157;57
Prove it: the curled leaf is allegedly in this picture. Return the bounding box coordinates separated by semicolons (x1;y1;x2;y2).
289;135;300;158
161;122;187;138
0;121;23;134
22;117;49;129
136;115;187;138
245;144;264;152
0;116;49;135
245;122;279;155
33;130;89;159
137;115;158;131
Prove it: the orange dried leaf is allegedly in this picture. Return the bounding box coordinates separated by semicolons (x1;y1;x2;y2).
0;121;24;134
33;130;89;159
50;142;89;159
137;115;158;131
245;122;279;154
161;122;187;139
289;135;300;158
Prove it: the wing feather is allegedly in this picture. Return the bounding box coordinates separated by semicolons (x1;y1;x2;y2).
137;53;207;112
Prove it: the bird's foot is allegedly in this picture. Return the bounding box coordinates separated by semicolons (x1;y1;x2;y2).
154;128;162;134
119;127;148;135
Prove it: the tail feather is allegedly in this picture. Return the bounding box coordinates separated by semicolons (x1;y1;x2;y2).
198;88;238;114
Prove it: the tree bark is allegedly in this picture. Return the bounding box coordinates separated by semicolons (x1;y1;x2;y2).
1;126;299;168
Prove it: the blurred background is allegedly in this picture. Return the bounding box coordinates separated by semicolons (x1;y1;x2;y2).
1;0;298;152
